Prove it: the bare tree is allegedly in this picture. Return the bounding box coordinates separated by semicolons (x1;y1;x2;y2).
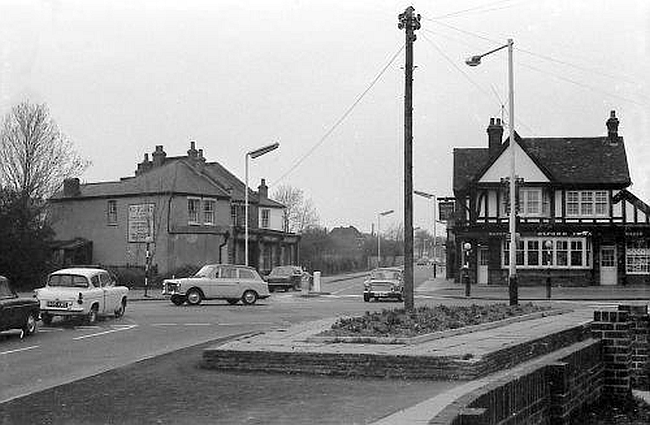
272;184;319;233
0;100;88;200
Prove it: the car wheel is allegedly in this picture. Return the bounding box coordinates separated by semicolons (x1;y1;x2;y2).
114;299;126;317
22;312;38;336
41;313;53;326
171;295;186;306
86;306;98;325
186;289;203;306
226;299;239;305
241;290;258;305
363;293;370;302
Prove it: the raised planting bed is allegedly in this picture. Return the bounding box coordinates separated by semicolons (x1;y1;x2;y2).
316;303;554;341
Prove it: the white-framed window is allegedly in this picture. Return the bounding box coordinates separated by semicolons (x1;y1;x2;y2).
203;199;216;225
503;237;590;269
107;200;118;225
566;190;609;217
260;208;270;228
521;188;541;216
188;197;201;225
626;239;650;275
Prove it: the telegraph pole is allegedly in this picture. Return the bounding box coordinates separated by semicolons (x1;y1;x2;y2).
398;6;420;312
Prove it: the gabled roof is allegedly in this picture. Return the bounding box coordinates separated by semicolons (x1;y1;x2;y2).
454;135;631;192
613;189;650;215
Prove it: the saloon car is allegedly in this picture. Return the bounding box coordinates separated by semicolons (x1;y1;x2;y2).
0;276;39;337
265;265;311;292
35;268;129;325
162;264;270;306
363;267;404;302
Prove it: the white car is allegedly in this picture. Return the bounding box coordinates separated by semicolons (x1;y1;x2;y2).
35;267;129;325
162;264;270;306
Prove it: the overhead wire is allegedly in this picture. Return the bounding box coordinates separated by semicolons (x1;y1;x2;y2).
270;43;405;187
428;0;525;20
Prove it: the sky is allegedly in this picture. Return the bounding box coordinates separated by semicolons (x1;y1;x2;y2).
1;0;649;235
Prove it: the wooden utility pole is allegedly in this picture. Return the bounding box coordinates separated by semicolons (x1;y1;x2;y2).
398;6;420;312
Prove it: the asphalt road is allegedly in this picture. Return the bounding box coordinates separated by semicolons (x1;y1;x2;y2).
0;268;434;406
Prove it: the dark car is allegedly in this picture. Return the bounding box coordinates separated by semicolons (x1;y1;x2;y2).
0;276;39;337
363;267;404;302
265;266;311;292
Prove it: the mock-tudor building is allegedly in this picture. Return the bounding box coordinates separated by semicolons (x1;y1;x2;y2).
447;111;650;286
48;142;300;275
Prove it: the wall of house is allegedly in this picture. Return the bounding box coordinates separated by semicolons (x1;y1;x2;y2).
258;206;284;231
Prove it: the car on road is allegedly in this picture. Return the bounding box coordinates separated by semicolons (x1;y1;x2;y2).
265;265;311;292
416;257;430;266
363;267;404;302
35;267;129;325
0;275;40;337
162;264;270;306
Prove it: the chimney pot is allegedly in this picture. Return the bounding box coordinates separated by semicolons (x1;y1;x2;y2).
487;117;504;156
152;145;167;167
258;178;269;200
606;110;620;144
63;178;81;197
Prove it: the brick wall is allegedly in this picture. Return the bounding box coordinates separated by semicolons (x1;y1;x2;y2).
591;310;633;399
430;339;603;425
618;305;650;390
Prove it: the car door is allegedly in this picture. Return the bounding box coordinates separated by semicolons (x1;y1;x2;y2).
237;268;258;296
89;273;107;314
216;266;239;298
100;272;118;311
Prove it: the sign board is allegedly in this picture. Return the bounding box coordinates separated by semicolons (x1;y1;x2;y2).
438;201;455;222
128;203;155;243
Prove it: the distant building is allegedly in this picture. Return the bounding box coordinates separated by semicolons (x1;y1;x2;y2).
447;111;650;286
49;142;299;275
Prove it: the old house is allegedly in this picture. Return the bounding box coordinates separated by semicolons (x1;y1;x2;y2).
49;142;299;275
447;111;650;286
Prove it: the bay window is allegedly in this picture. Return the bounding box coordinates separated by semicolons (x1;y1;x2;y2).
503;237;590;269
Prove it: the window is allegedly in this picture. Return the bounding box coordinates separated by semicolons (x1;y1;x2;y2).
566;191;609;217
626;239;650;275
239;269;256;280
107;200;117;225
261;208;270;228
503;237;589;269
220;266;237;279
203;199;216;225
188;198;200;224
521;189;541;216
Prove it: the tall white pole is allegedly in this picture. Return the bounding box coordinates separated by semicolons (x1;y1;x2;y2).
433;195;437;277
377;214;381;268
245;154;249;266
507;38;518;305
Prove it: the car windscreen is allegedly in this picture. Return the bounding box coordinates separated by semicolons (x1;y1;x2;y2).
269;267;294;277
48;274;89;288
193;265;217;278
0;281;14;298
370;271;401;280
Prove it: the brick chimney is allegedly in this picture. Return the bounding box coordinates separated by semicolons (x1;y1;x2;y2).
152;145;166;167
606;110;620;144
63;178;80;197
487;117;504;156
136;153;153;176
187;141;198;159
258;178;268;200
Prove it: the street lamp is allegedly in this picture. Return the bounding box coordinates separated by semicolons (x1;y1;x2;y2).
466;38;518;305
414;189;439;278
463;242;472;297
245;142;280;266
377;209;394;267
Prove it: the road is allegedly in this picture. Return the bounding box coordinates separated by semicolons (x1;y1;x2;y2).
0;267;433;405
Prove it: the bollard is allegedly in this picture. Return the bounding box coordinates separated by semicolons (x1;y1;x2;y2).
463;266;471;297
313;271;321;293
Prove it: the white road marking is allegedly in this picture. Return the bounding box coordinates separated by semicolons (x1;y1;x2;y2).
183;323;213;326
75;326;102;330
73;324;137;340
150;323;179;326
0;346;39;356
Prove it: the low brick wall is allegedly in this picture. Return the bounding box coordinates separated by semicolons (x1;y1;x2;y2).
431;339;603;425
202;323;591;381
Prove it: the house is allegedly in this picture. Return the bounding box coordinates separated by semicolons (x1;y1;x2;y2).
48;142;300;275
446;111;650;286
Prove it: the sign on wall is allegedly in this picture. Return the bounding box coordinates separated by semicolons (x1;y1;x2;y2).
128;203;155;243
438;200;455;222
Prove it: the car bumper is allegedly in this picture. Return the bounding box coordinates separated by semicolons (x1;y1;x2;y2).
365;291;402;298
40;308;86;316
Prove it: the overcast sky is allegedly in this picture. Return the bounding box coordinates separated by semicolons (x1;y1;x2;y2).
1;0;648;234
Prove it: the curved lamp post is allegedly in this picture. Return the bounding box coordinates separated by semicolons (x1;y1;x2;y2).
466;38;518;305
245;142;279;266
377;209;394;267
414;189;439;277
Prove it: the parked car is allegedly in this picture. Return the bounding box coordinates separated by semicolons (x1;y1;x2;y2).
416;257;430;266
162;264;270;306
363;267;404;302
35;267;129;325
265;266;311;292
0;276;39;337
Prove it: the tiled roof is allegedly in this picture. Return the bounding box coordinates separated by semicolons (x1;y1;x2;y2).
453;136;631;192
202;162;284;208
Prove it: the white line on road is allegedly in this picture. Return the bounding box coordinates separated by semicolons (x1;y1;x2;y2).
183;323;213;326
150;323;179;326
0;345;39;356
73;325;137;341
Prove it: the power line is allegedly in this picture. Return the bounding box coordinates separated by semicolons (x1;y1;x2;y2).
270;44;405;187
428;0;525;20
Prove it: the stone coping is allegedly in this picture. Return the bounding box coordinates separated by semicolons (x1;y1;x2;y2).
305;308;572;345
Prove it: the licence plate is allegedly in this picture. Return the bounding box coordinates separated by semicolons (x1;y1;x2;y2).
47;301;70;308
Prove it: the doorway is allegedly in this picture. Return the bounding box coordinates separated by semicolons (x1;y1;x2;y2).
478;247;489;284
600;246;617;286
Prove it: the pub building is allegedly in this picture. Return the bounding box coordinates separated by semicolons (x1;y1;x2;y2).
445;111;650;286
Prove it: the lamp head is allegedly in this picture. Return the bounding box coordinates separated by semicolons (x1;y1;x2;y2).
465;55;482;67
463;242;472;251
